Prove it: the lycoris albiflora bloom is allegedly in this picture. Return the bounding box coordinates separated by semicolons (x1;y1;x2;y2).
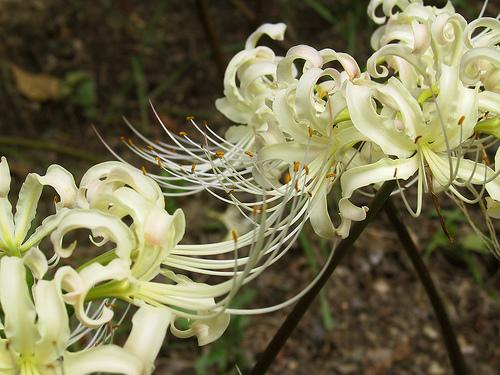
48;160;309;343
216;22;288;149
339;0;499;252
0;156;76;278
0;255;173;375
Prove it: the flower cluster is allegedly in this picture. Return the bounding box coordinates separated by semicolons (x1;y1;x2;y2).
132;0;499;254
0;157;274;374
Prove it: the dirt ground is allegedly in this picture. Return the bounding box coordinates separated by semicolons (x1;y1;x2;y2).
0;1;498;374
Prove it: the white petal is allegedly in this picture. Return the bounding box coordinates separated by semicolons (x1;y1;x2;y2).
20;209;69;252
22;247;48;279
33;164;78;209
56;260;130;328
124;305;172;374
63;345;143;375
33;280;69;363
346;82;415;157
339;156;418;221
0;256;38;355
80;162;163;207
49;209;136;259
478;91;500;115
13;174;42;245
245;23;286;50
0;157;10;197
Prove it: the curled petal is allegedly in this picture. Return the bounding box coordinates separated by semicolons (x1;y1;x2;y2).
56;260;131;328
23;247;48;279
464;17;500;49
245;23;286;50
49;209;135;259
33;164;78;209
320;49;360;79
80;162;163;207
460;47;500;86
339;156;418;222
478;91;500;115
346;82;415;157
277;45;323;82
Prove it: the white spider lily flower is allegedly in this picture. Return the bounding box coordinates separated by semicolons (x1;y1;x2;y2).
343;63;499;223
0;256;144;375
253;47;366;238
46;161;232;344
0;157;78;277
215;23;287;149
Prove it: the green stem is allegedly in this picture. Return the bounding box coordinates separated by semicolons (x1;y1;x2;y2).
250;181;397;375
0;136;106;164
384;199;468;375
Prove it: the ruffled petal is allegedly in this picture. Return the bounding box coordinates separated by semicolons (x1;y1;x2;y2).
346;82;415;157
33;164;78;209
49;208;136;259
339;155;418;222
245;23;286;50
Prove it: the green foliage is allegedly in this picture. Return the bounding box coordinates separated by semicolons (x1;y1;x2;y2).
63;71;97;119
425;208;499;300
195;288;256;375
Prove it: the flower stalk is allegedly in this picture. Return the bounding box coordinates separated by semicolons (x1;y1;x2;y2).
383;199;468;375
250;181;397;375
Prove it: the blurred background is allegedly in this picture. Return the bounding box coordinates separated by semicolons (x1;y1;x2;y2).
0;0;498;374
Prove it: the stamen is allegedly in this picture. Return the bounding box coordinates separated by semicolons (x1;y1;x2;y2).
293;161;300;173
458;115;465;125
393;168;398;178
155;156;162;168
307;127;313;138
215;151;225;158
283;172;291;184
245;150;254;157
146;145;154;151
120;136;126;142
185;115;195;121
231;230;238;243
325;172;336;178
303;164;310;175
179;131;188;137
141;166;147;175
191;164;196;173
54;195;60;204
414;135;422;144
127;138;134;146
